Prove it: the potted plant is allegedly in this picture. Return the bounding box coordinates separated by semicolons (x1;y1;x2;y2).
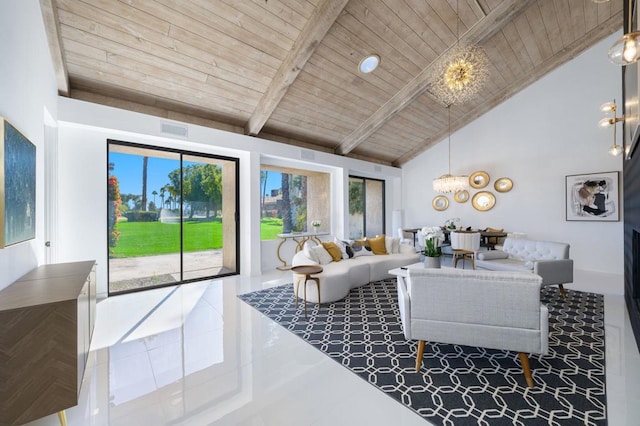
444;217;460;230
421;226;444;268
311;220;321;233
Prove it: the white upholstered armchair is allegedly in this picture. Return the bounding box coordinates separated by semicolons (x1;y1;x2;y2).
397;267;548;387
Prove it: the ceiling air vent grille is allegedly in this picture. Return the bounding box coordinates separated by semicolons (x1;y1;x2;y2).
161;122;188;138
300;149;315;160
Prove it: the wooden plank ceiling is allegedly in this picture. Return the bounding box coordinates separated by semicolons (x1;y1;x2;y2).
42;0;622;166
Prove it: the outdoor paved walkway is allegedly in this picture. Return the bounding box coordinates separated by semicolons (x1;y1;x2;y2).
109;249;226;292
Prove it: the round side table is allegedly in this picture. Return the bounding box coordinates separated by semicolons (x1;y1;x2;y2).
291;265;323;318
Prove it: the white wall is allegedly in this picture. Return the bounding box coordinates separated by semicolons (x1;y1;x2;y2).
0;1;58;291
403;33;624;280
57;99;402;296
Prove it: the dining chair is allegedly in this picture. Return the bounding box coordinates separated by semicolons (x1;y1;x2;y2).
450;231;481;269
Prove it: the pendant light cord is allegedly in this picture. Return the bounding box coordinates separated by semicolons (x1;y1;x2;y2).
456;0;460;47
447;105;452;174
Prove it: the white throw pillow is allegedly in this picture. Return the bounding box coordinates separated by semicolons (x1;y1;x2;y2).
333;237;349;259
385;237;400;254
311;245;334;265
303;241;319;263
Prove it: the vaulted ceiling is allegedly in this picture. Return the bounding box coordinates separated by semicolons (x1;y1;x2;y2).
40;0;622;166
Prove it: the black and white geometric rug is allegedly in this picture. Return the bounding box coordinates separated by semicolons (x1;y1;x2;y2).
239;279;606;425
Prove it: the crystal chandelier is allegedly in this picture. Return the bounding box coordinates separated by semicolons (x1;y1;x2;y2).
433;106;468;193
428;1;489;106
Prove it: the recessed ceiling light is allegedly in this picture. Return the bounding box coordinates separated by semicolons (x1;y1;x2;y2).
359;54;380;74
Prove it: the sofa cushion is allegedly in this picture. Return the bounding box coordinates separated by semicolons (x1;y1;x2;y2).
353;248;374;257
322;242;342;262
311;245;333;265
476;258;534;272
303;241;319;263
345;244;354;258
385;237;400;254
476;250;509;260
292;250;318;266
368;235;387;255
333;238;350;259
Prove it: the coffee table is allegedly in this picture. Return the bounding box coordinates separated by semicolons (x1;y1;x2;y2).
291;265;323;318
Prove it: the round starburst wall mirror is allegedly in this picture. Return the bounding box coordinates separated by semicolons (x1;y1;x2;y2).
472;191;496;211
469;171;489;189
432;195;449;211
494;177;513;193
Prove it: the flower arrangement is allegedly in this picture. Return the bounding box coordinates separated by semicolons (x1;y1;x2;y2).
444;217;460;230
311;220;321;229
421;226;444;257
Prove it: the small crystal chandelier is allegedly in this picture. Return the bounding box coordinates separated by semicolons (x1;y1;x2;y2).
428;0;489;106
433;106;469;193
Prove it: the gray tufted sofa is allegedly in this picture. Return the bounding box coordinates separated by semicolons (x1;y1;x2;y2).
474;238;573;298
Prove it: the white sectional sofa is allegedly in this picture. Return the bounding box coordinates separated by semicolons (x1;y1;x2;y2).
291;242;419;303
474;238;573;298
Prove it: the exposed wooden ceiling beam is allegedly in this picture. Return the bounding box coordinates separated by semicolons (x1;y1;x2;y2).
335;0;533;156
40;0;69;96
244;0;348;136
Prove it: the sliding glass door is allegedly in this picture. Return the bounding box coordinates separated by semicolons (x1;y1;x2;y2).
107;141;238;295
348;176;385;240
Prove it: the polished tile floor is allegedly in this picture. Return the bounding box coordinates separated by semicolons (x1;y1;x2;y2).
27;262;640;426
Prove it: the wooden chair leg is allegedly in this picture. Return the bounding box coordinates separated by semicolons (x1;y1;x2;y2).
518;352;535;388
558;284;567;300
415;340;425;371
294;278;300;307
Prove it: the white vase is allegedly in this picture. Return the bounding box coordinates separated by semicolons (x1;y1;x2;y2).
423;256;441;268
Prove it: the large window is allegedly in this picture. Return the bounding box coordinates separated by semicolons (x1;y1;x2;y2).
349;176;385;239
260;165;330;240
107;141;239;295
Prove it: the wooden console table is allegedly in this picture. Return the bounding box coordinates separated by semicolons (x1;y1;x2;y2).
276;231;328;270
0;260;96;426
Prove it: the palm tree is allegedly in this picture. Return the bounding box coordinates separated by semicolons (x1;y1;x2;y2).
141;156;148;211
282;173;292;233
152;190;158;209
160;186;166;210
260;170;268;217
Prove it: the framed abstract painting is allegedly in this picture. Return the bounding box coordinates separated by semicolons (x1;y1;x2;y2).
565;171;619;221
1;118;36;247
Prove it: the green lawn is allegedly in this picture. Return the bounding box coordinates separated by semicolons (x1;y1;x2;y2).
260;217;283;240
111;218;284;258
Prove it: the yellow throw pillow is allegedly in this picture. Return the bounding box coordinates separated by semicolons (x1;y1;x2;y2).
367;235;388;255
322;242;342;262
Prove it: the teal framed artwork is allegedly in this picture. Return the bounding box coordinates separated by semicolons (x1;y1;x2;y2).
0;118;36;248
